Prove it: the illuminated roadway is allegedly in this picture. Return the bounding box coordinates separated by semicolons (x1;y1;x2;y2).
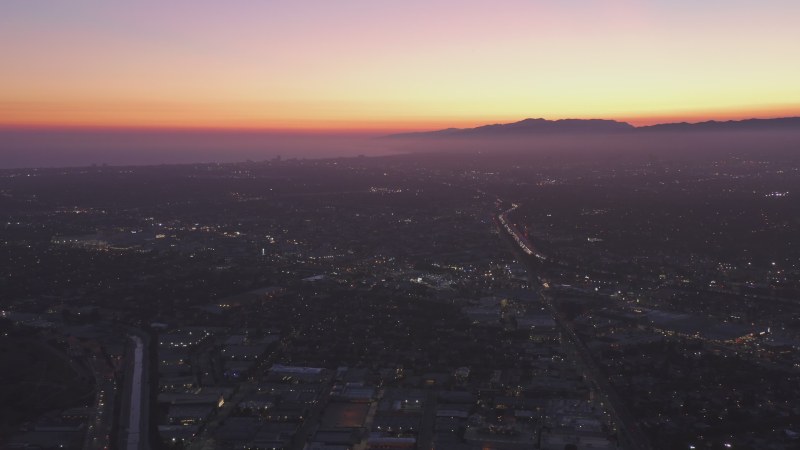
497;204;547;261
497;201;652;450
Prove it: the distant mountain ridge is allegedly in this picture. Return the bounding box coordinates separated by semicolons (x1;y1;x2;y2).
637;117;800;132
386;117;800;139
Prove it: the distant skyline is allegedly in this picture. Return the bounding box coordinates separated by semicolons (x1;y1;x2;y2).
2;0;800;132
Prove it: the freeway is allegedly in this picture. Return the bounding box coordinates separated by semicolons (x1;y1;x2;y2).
82;349;116;450
497;204;547;260
545;291;653;450
497;201;652;450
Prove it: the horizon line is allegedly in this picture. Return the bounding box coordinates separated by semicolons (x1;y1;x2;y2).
3;113;800;135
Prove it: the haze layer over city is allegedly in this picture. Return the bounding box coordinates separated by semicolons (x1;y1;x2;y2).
1;1;800;450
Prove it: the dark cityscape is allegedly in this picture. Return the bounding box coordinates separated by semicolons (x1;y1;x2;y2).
2;145;800;449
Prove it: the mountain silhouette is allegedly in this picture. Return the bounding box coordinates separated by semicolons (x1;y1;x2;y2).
385;117;800;139
637;117;800;132
386;118;634;138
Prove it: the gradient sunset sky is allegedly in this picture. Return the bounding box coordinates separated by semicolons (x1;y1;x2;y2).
2;0;800;132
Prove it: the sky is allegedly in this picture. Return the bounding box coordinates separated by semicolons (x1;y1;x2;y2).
2;0;800;133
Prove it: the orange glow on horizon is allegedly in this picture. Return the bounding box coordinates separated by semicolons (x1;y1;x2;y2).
2;1;799;136
2;104;799;134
